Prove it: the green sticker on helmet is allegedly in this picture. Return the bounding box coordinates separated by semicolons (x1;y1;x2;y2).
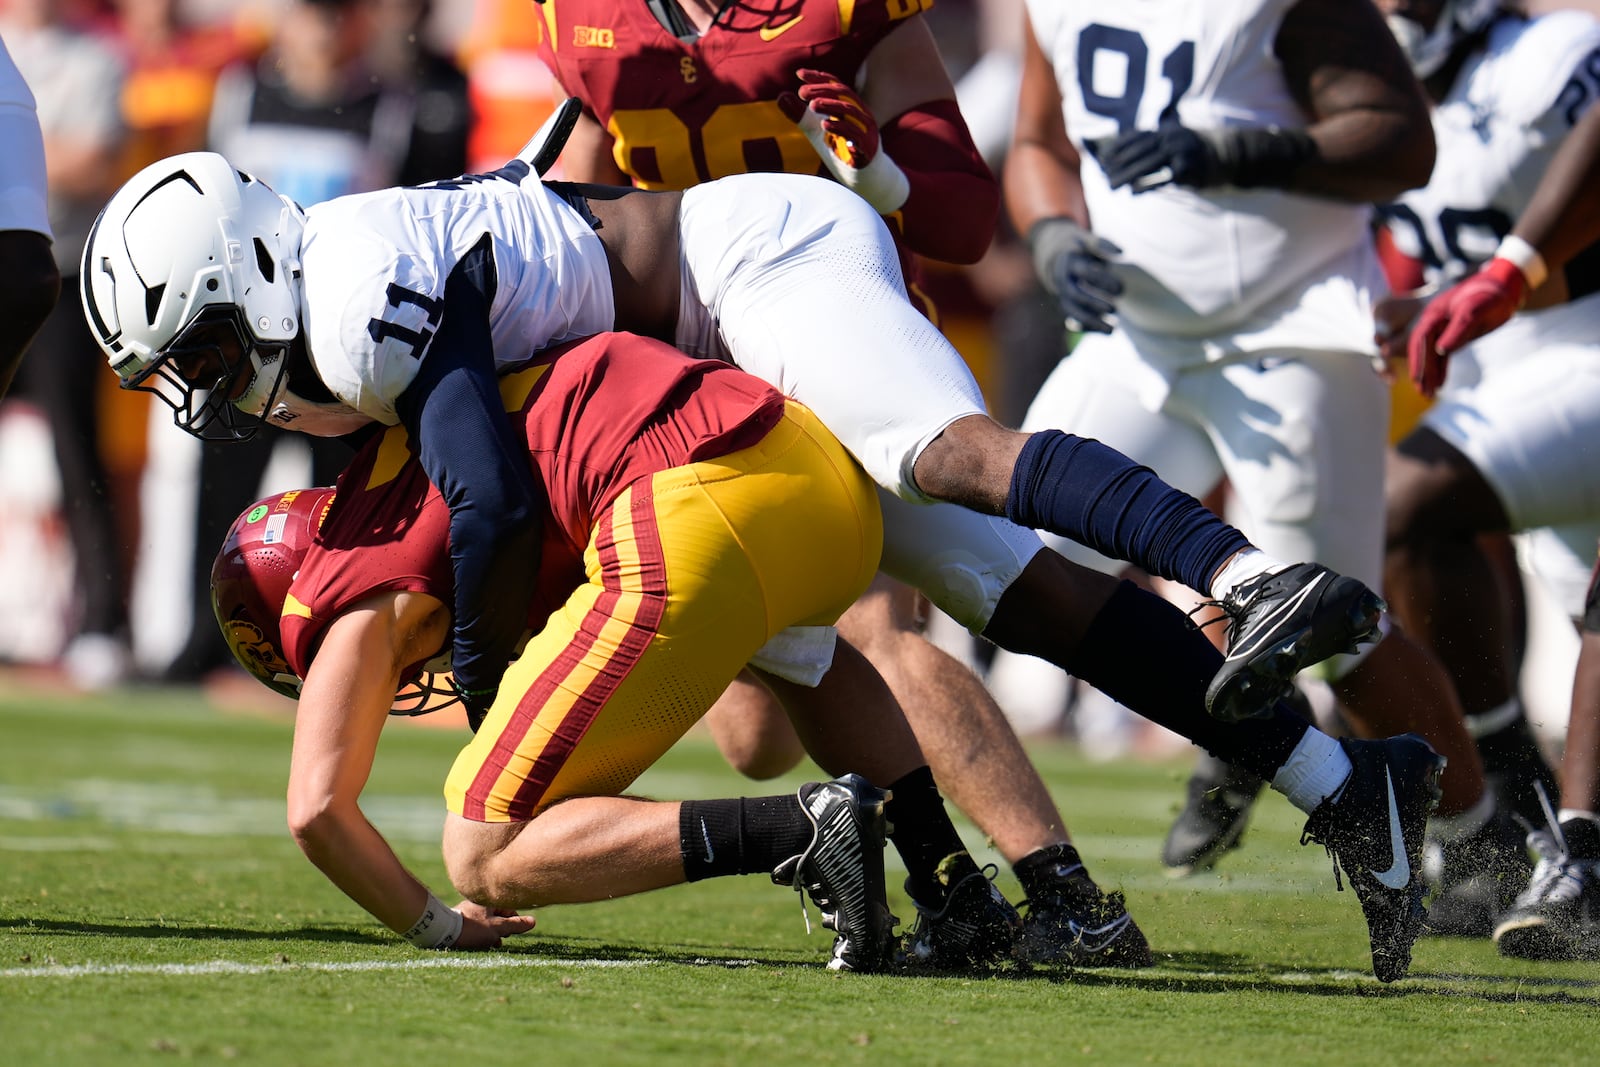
246;505;269;523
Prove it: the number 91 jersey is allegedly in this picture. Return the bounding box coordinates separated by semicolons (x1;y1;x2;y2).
297;164;616;426
1025;0;1377;344
537;0;929;190
1380;12;1600;289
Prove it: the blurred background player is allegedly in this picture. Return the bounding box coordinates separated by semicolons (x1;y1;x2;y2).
531;0;1150;966
1374;0;1600;951
0;34;58;405
1492;547;1600;960
362;0;472;187
1000;0;1519;934
1;0;131;688
1406;81;1600;960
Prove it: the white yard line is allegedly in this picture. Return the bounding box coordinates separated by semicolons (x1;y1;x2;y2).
0;956;669;980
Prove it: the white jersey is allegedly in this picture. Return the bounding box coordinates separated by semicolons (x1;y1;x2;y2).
1403;11;1600;572
1024;0;1381;353
1382;11;1600;285
299;166;615;424
0;37;48;238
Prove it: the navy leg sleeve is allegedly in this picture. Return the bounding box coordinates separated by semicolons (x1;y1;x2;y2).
1004;429;1248;594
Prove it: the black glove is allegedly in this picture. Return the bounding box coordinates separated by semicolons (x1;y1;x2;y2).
1027;217;1123;335
1092;123;1319;193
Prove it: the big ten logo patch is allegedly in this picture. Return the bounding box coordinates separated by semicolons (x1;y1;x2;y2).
573;25;615;48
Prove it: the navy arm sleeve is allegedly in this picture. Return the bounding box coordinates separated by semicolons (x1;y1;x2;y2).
394;233;543;707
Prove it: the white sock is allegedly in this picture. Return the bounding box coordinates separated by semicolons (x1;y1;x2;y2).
1272;728;1353;814
1210;549;1289;600
1462;697;1522;739
1428;789;1494;844
1557;809;1599;826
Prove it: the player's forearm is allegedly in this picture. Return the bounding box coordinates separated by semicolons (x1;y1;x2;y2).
397;271;543;703
1513;104;1600;274
1004;140;1089;238
884;100;999;264
293;803;436;935
1006;17;1088;236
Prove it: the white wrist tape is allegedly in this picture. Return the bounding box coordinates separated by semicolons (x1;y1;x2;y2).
402;893;463;950
1494;234;1548;291
795;107;910;215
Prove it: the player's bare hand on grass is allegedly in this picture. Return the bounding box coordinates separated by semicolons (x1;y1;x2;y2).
454;900;537;949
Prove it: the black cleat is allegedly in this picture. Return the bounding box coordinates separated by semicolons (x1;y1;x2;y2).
1162;753;1267;876
772;774;897;973
899;862;1024;972
1422;803;1530;939
1493;813;1600;961
1017;845;1152;967
1300;734;1444;982
1203;562;1384;723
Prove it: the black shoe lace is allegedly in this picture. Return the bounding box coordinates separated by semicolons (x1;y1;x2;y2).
1300;805;1345;892
1187;597;1238;637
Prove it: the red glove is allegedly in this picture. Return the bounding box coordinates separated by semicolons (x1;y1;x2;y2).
1407;257;1528;398
794;68;879;166
778;69;909;213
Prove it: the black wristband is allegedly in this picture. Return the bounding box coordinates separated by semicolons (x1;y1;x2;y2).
1210;126;1321;189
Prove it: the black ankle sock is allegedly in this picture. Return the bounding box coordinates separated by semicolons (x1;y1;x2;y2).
1562;817;1600;860
1473;715;1561;822
679;795;810;882
884;766;975;905
1014;843;1089;900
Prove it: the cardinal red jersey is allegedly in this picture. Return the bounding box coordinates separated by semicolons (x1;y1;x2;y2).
538;0;932;190
280;332;784;678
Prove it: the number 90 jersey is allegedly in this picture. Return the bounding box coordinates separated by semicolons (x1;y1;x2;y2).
537;0;928;190
298;163;616;425
1025;0;1378;345
1380;12;1600;290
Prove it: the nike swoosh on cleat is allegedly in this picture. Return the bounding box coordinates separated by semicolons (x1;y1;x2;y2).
1224;573;1327;662
1371;769;1411;890
1069;915;1132;953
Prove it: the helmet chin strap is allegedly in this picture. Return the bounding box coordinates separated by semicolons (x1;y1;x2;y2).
246;334;374;438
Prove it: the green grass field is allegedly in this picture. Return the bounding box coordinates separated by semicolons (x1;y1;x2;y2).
2;681;1595;1066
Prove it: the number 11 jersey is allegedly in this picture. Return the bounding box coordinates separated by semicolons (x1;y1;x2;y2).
296;162;615;428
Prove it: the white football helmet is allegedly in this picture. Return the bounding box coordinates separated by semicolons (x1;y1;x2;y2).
81;151;358;440
1384;0;1502;80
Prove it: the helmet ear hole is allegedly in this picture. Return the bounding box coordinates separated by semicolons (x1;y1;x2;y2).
144;284;165;325
254;238;275;283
